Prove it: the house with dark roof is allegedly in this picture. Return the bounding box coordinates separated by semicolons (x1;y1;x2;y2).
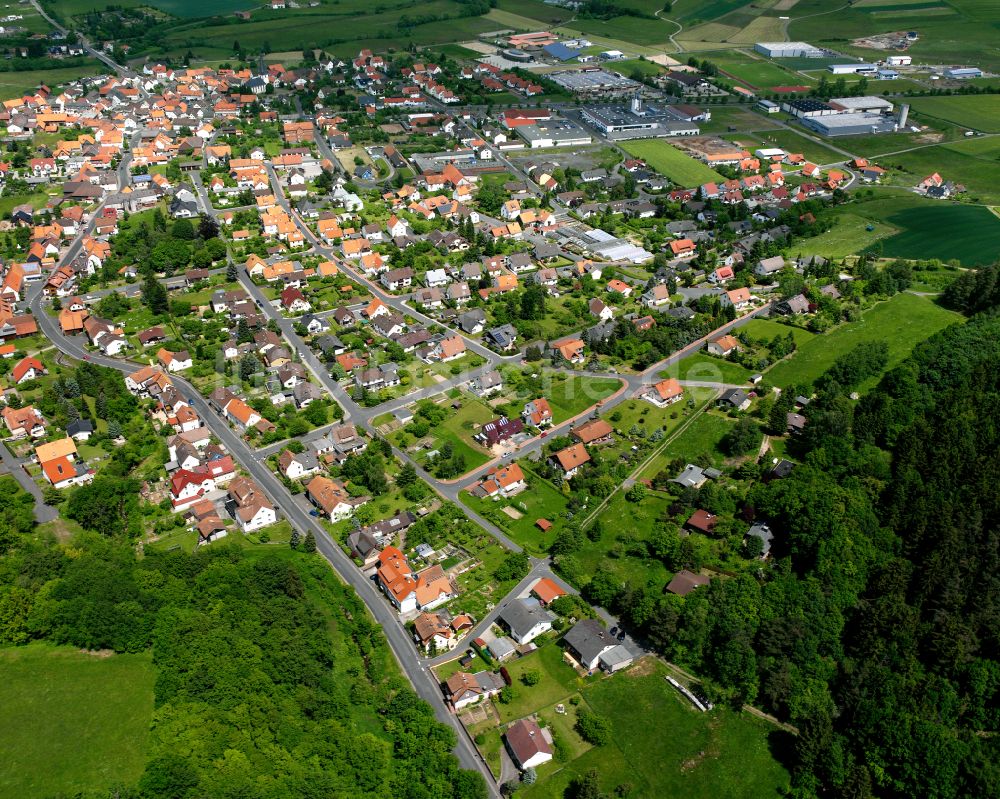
497;597;555;644
666;569;710;596
562;618;616;672
505;718;554;771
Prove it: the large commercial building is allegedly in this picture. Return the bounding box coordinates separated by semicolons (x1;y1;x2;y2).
945;67;983;79
781;98;836;118
754;41;826;58
828;96;894;113
548;67;640;97
829;63;878;75
802;112;898;137
515;117;592;149
581;96;703;140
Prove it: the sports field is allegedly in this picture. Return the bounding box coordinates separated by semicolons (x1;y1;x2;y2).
766;292;962;388
621;140;725;185
0;643;155;798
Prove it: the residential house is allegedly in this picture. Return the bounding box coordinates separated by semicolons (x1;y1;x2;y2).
571;419;613;446
562;618;617;672
475;416;523;447
644;378;684;407
470;369;503;397
721;287;752;311
549;443;590;479
707;334;741;357
522;397;553;428
278;449;321;480
306;474;366;521
498;597;555;645
505;719;553;771
470;463;527;498
718;388;751;411
444;670;505;710
226;475;277;532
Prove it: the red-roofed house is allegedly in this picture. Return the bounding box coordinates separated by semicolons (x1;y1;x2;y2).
11;356;45;384
644;378;684;407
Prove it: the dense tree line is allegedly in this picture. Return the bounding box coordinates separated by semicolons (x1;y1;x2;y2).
578;289;1000;796
0;521;487;798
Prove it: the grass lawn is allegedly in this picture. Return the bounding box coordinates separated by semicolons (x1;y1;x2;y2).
616;58;668;78
0;191;54;217
711;56;799;89
620;140;725;186
0;643;155;799
524;659;790;798
394;394;494;471
0;63;105;100
766;292;962;388
740;319;816;347
575;491;675;585
640;410;737;476
546;375;622;423
461;465;569;555
496;643;585;724
661;352;753;384
786;205;902;259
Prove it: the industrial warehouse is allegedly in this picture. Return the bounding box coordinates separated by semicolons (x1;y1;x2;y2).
802;102;911;138
754;41;828;58
581;96;706;140
548;67;641;97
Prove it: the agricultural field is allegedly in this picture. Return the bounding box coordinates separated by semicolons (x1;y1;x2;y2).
697;105;784;135
788;0;1000;72
621;140;725;185
786;204;903;259
153;1;499;59
906;95;1000;133
495;0;574;25
875;137;1000;205
0;643;155;799
710;55;799;89
766;292;962;388
875;203;1000;264
0;63;106;98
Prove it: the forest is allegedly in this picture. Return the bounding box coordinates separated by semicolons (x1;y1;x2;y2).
0;521;486;798
580;282;1000;797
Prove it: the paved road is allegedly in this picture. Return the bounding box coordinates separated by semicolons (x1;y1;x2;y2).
0;441;58;523
30;0;137;79
26;283;500;797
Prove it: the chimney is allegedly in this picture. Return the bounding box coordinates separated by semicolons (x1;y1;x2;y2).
630;93;642;114
897;103;909;128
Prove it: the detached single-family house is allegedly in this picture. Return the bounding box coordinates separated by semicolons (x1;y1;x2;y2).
505;719;554;771
497;597;555;645
707;334;741;357
644;377;684;407
562;618;617;672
